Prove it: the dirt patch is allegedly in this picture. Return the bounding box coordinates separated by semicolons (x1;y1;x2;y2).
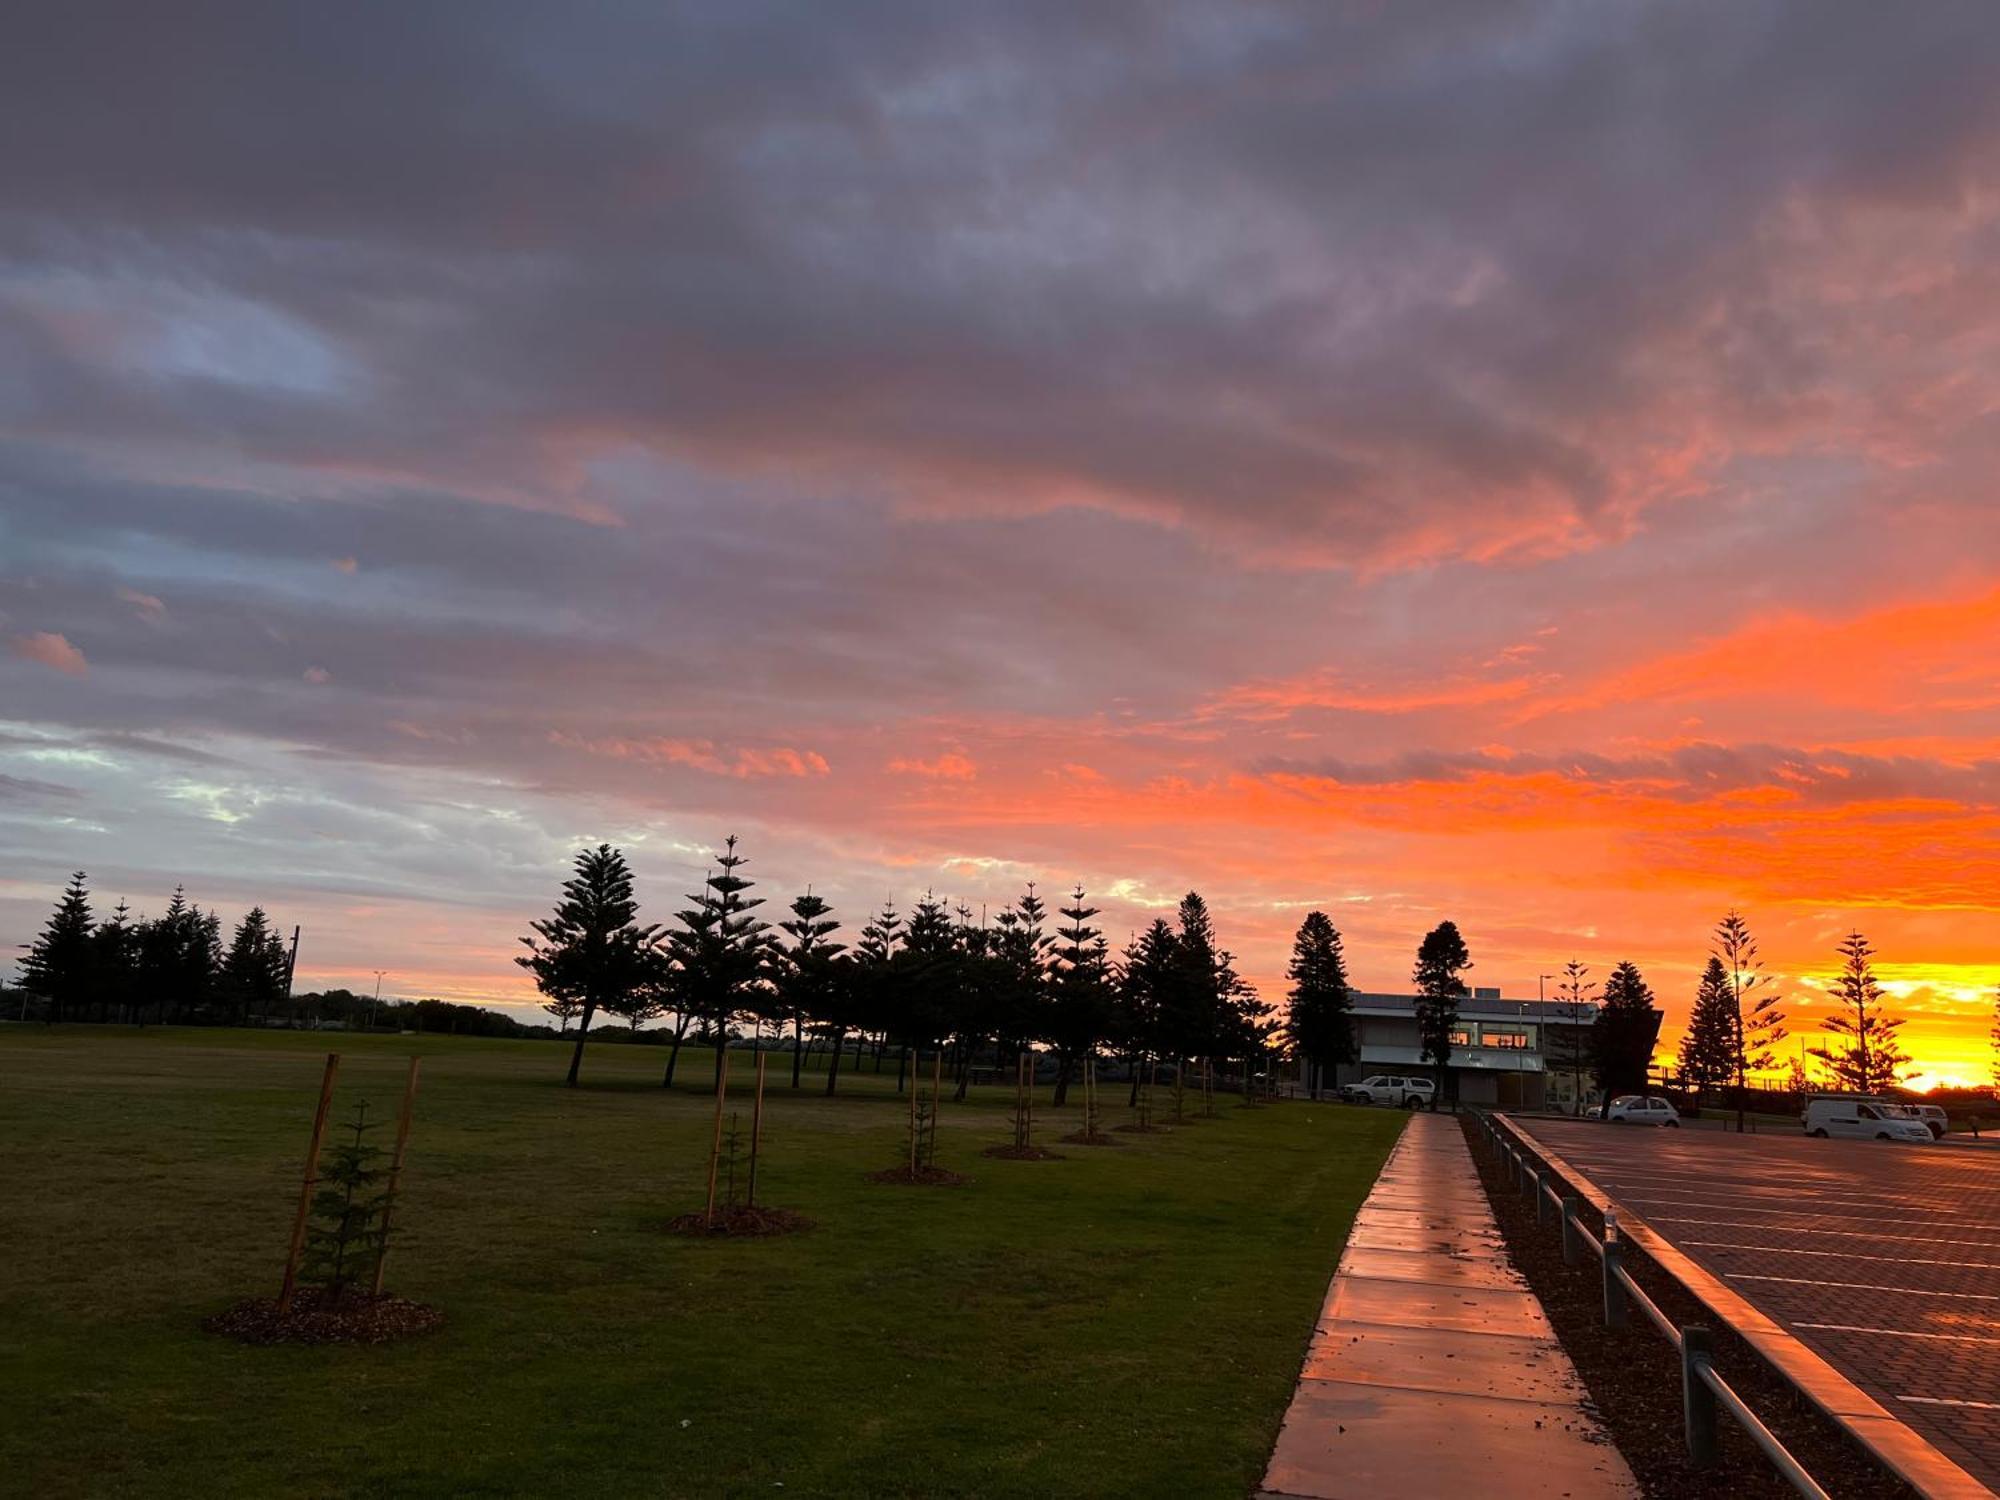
667;1204;816;1236
1462;1117;1920;1500
1112;1122;1167;1134
204;1289;444;1346
1058;1129;1120;1147
865;1165;969;1186
980;1144;1066;1161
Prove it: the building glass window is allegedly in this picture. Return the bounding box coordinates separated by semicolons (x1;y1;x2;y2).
1485;1031;1530;1049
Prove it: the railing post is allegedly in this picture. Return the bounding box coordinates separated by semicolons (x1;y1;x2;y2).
1521;1158;1535;1199
1535;1170;1551;1225
1603;1237;1629;1328
1561;1195;1581;1266
1682;1326;1717;1467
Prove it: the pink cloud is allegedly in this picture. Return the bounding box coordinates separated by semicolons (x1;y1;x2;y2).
9;632;88;676
116;587;166;625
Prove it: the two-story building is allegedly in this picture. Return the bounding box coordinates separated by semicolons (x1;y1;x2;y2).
1311;987;1601;1111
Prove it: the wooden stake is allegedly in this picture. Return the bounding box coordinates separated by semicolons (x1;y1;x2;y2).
928;1049;944;1167
908;1051;920;1174
704;1050;728;1228
747;1051;767;1208
279;1052;341;1315
369;1056;422;1297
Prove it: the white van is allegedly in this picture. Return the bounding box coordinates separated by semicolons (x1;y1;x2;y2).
1801;1097;1932;1143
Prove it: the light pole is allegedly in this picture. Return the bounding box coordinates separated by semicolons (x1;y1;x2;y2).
371;970;387;1033
1537;974;1555;1111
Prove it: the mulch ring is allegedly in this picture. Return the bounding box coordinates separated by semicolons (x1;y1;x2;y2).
667;1205;816;1237
1460;1116;1920;1500
980;1143;1066;1161
204;1288;444;1346
1058;1129;1120;1146
865;1164;969;1186
1112;1122;1167;1134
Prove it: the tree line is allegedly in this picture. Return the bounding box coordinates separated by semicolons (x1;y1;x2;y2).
1674;913;1917;1117
519;840;1286;1094
13;873;296;1027
13;863;1951;1108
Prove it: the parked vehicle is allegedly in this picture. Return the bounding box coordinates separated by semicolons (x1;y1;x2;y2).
1897;1103;1949;1140
1583;1104;1603;1119
1605;1095;1680;1126
1344;1075;1437;1108
1801;1096;1932;1143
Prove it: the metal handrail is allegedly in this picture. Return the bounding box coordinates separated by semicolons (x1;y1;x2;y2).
1700;1365;1833;1500
1475;1111;1830;1500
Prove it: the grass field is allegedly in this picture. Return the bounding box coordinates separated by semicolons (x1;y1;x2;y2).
0;1027;1404;1499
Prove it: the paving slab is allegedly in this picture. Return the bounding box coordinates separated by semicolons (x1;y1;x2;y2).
1302;1319;1582;1403
1261;1111;1636;1500
1264;1381;1632;1499
1337;1243;1527;1289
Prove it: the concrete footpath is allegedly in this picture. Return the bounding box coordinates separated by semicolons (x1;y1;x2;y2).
1259;1111;1638;1500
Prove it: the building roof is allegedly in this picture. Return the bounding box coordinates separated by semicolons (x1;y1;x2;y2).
1350;991;1600;1021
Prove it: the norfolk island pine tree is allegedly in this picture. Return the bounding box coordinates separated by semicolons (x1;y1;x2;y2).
1412;921;1471;1109
1286;911;1354;1102
1810;930;1908;1095
517;844;659;1087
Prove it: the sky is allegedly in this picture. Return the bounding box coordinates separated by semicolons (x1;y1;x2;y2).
3;2;1999;1086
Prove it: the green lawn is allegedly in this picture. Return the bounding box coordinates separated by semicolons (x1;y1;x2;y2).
0;1027;1403;1499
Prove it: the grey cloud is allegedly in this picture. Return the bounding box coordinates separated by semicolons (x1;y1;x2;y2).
4;3;1996;563
1259;744;2000;809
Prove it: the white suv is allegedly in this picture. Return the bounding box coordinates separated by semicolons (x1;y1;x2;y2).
1606;1095;1680;1126
1344;1075;1437;1108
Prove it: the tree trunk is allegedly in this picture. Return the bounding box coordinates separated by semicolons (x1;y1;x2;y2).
1053;1050;1073;1107
565;1002;596;1087
792;1016;805;1089
662;1023;684;1087
895;1043;909;1093
1128;1052;1143;1108
825;1027;846;1095
714;1030;730;1092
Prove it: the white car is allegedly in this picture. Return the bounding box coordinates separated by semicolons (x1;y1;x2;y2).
1606;1095;1680;1126
1897;1104;1949;1140
1344;1075;1437;1108
1802;1097;1932;1143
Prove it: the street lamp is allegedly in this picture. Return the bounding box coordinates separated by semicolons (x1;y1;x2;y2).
370;970;387;1033
1537;974;1556;1111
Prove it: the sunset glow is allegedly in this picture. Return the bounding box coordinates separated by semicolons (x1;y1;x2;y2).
4;5;1999;1088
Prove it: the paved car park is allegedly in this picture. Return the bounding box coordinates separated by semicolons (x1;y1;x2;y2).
1514;1117;2000;1493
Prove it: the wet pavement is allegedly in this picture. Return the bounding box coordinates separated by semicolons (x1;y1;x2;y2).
1260;1111;1637;1500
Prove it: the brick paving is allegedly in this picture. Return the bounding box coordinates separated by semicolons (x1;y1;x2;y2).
1517;1118;2000;1494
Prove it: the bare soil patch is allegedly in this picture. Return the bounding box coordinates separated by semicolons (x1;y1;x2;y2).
666;1205;816;1237
980;1144;1066;1161
204;1289;444;1346
865;1165;969;1187
1058;1129;1120;1147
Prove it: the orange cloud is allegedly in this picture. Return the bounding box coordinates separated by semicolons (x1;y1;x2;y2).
551;731;830;780
1531;585;2000;722
887;750;978;780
